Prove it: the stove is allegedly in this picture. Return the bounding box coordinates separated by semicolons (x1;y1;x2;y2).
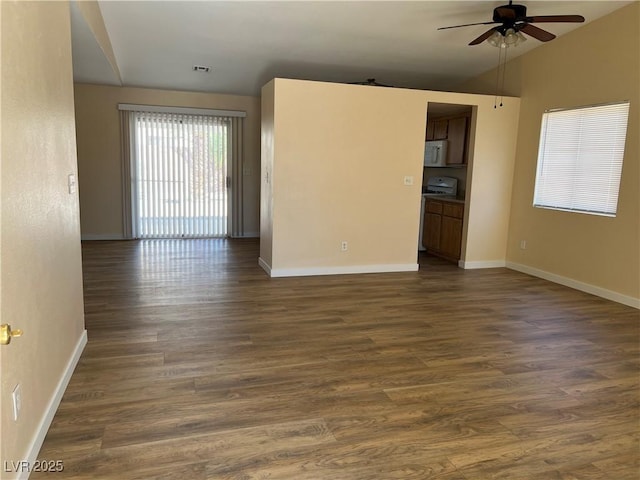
424;176;458;196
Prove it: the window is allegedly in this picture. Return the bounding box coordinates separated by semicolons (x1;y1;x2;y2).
119;103;246;239
132;112;231;239
533;101;630;217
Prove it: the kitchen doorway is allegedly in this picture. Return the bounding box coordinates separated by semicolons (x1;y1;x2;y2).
419;102;475;267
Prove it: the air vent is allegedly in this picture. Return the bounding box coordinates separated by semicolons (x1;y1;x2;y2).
192;65;211;73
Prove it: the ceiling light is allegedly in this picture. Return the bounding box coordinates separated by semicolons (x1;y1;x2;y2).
487;28;527;49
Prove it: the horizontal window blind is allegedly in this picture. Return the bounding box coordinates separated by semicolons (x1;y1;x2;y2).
132;111;230;238
533;101;629;217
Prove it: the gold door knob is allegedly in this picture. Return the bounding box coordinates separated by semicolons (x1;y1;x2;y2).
0;324;23;345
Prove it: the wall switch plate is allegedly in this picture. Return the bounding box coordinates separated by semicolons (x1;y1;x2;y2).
68;173;77;194
12;384;21;421
520;240;527;250
403;176;414;186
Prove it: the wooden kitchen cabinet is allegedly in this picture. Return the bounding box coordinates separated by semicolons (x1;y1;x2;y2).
433;120;448;140
423;198;464;263
423;200;443;250
425;121;435;141
425;119;448;141
440;215;463;259
424;213;441;251
446;116;467;165
424;114;469;165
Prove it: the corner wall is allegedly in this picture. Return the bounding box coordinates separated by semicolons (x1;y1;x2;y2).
259;81;275;269
1;2;86;475
73;84;261;239
460;3;639;305
261;78;521;276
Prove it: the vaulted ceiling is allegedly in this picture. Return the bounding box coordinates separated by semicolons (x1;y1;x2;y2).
70;1;632;97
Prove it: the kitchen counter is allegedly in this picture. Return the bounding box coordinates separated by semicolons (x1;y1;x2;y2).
423;193;465;205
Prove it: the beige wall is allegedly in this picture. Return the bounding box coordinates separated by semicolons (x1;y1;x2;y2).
73;84;261;238
260;78;520;275
259;82;275;266
460;3;639;303
1;1;86;474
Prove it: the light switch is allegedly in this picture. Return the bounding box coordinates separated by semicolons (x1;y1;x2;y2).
403;176;414;186
68;174;77;194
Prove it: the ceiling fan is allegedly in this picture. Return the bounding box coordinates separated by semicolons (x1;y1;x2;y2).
349;78;393;87
438;1;585;46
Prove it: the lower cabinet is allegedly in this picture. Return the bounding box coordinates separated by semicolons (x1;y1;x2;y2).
423;199;464;263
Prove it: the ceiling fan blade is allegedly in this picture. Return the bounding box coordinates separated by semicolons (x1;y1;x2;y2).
469;27;498;46
526;15;585;23
438;21;498;30
520;23;556;42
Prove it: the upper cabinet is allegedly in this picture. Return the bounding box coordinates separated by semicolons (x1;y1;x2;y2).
446;116;467;165
425;113;470;166
426;119;448;141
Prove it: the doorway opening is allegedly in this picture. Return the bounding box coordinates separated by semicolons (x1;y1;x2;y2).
419;102;475;267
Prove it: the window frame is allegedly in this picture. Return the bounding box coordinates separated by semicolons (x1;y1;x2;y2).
532;100;630;218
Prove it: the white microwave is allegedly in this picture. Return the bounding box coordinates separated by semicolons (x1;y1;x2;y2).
424;140;448;167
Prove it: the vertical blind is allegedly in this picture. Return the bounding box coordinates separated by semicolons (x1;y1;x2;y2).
533;101;630;217
131;112;230;238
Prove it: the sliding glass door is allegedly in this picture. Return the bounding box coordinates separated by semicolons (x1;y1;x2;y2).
131;112;230;238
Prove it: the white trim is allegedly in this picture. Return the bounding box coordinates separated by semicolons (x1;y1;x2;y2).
18;330;87;480
258;257;272;275
266;263;419;278
81;234;124;241
506;262;640;309
117;103;246;118
459;260;506;269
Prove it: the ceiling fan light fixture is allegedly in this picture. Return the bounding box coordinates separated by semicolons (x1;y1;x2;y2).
487;30;504;48
487;28;527;48
511;30;527;46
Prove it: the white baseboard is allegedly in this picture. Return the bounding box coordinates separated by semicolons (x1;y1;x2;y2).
81;234;124;241
459;260;506;269
506;261;640;309
241;231;260;238
258;257;272;276
18;330;87;480
266;263;419;278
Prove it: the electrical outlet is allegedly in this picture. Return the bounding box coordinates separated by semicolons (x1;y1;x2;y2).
12;384;21;421
403;176;414;186
520;240;527;250
341;241;348;252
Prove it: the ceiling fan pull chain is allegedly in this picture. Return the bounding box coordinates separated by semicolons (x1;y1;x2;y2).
494;45;502;108
494;43;507;108
500;47;508;107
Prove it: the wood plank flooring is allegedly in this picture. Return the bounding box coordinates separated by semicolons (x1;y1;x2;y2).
34;239;639;479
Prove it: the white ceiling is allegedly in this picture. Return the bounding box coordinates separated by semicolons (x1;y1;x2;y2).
71;1;632;96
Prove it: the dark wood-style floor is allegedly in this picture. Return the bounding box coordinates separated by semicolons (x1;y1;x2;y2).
34;239;639;479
